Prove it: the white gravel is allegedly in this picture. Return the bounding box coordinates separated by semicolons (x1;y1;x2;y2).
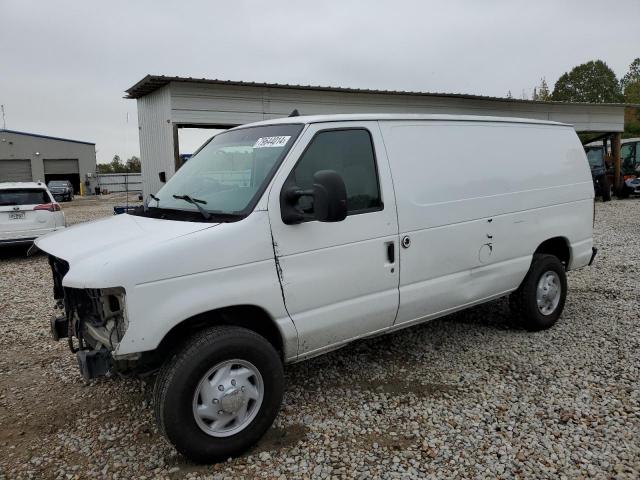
0;197;638;479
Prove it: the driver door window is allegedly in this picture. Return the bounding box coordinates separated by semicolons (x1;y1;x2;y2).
288;129;382;215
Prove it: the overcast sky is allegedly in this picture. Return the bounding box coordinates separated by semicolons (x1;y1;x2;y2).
1;0;639;164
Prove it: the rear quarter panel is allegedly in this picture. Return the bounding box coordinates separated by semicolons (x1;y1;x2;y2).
379;120;593;324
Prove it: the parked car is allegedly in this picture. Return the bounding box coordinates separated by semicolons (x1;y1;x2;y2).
36;114;596;463
626;176;640;195
47;180;74;202
0;182;65;246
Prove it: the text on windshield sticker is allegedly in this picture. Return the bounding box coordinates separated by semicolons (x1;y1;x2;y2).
253;136;291;148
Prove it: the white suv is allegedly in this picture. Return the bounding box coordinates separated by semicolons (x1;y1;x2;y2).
0;182;66;246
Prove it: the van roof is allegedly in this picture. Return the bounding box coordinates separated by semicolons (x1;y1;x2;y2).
234;113;572;129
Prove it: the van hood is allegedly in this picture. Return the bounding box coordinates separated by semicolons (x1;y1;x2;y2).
34;210;272;290
35;214;218;263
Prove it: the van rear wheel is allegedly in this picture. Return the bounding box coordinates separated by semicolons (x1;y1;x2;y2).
509;254;567;331
154;326;284;463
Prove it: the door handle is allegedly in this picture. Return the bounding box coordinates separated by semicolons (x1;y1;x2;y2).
386;241;395;264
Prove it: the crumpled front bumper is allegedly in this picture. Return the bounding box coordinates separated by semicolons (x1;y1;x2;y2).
76;349;113;381
50;315;113;381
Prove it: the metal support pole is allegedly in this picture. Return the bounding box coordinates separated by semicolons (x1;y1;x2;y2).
173;124;181;174
612;133;622;192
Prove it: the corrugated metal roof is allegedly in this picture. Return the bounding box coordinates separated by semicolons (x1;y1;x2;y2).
124;74;636;107
0;129;95;145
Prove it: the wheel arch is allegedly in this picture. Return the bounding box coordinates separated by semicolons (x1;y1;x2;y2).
534;236;571;268
153;305;287;364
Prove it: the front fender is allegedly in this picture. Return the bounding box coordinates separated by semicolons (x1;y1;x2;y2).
114;258;298;361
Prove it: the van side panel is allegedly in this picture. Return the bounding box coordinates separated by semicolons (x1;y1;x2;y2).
379;120;593;326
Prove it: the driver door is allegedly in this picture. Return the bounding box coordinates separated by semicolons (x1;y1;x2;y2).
267;122;400;358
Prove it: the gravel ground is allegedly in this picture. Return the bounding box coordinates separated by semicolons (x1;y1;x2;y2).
0;197;638;479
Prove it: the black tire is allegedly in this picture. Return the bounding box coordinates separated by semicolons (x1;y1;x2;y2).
154;326;284;463
599;175;611;202
509;254;567;331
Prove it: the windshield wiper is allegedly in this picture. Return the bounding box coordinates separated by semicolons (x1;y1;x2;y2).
143;194;160;213
172;194;211;220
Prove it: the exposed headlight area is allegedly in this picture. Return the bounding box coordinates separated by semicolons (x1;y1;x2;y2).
65;287;129;351
48;255;128;380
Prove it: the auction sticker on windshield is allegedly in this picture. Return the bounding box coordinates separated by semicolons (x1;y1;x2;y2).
254;136;291;148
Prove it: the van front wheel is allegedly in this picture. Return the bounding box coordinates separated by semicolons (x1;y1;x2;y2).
154;326;284;463
509;254;567;331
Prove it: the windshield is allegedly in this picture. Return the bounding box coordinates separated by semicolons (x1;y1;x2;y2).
153;124;303;218
585;147;604;168
48;181;67;187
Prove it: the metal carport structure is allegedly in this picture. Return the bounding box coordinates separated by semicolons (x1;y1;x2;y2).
126;75;630;197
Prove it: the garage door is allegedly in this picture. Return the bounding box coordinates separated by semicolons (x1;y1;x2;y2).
44;159;81;194
44;159;79;175
0;159;33;182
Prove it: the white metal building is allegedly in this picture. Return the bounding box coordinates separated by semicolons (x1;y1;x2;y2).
0;129;97;194
126;75;629;197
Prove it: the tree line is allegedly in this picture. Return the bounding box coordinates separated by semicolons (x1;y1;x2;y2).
510;58;640;137
96;155;141;174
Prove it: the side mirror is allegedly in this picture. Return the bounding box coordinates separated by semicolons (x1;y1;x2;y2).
158;171;166;183
280;170;347;225
312;170;348;222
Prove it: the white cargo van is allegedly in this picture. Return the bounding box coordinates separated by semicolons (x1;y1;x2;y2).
36;114;596;462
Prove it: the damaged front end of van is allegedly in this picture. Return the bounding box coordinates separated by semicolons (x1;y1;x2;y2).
48;255;129;380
